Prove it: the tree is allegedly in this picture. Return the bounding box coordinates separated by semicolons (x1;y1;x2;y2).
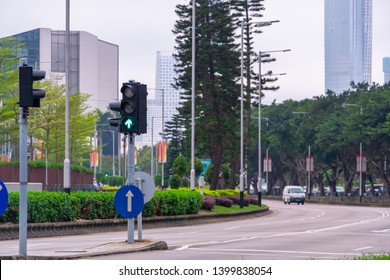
172;154;188;178
0;37;23;161
29;78;97;166
173;0;241;189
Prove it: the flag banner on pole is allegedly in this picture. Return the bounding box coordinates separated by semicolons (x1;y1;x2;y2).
356;154;367;172
306;156;314;172
263;157;272;172
158;141;167;163
90;150;99;167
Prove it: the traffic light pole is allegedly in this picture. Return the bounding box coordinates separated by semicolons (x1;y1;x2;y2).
19;107;28;257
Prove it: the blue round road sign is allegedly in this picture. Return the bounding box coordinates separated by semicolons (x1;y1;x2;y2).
114;184;144;219
0;180;9;216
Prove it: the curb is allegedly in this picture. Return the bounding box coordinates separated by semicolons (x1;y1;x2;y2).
0;207;270;241
0;241;168;260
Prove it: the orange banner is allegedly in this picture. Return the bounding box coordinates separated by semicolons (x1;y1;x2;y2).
90;150;99;167
158;141;167;163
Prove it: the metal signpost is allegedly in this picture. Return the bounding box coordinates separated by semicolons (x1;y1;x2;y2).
134;171;155;241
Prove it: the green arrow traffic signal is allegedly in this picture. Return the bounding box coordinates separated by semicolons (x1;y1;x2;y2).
121;116;137;133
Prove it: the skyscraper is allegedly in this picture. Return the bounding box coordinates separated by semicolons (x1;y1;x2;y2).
383;57;390;84
324;0;372;93
136;51;181;147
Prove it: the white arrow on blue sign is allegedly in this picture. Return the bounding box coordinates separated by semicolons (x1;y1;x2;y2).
114;184;144;219
0;180;9;216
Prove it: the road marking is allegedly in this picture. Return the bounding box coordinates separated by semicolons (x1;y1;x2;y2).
226;227;239;230
371;229;390;233
177;231;198;235
353;246;374;251
190;247;357;257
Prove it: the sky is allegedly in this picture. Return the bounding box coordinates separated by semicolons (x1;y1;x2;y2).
1;0;389;103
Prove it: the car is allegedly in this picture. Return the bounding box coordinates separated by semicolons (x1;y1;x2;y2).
335;186;345;196
282;185;306;205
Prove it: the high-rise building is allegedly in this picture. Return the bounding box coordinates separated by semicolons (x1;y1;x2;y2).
136;51;181;147
6;28;119;112
383;57;390;84
324;0;372;93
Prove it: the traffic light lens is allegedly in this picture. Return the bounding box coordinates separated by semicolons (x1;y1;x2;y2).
122;85;135;98
122;101;135;114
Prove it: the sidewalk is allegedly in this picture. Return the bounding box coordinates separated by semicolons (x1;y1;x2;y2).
0;236;168;260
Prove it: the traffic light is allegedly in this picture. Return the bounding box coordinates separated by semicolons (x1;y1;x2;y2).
19;65;46;108
120;82;138;134
109;81;147;134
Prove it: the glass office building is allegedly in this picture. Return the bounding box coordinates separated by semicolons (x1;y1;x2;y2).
383;57;390;84
325;0;372;93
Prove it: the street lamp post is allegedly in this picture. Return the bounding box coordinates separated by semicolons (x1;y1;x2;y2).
258;49;290;199
64;0;71;193
240;19;280;207
150;88;166;187
190;0;196;191
103;130;115;176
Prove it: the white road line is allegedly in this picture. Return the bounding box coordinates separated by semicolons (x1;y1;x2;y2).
225;227;239;230
372;229;390;233
190;247;357;257
177;231;198;235
353;246;374;251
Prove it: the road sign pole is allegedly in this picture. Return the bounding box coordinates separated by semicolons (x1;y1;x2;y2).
127;134;135;244
19;107;28;256
136;177;143;241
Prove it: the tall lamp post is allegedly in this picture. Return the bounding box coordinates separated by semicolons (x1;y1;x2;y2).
343;103;364;202
257;49;290;198
240;19;280;207
103;130;115;176
190;0;196;191
64;0;71;193
150;88;166;187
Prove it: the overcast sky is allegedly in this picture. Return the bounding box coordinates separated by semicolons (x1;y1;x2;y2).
1;0;389;103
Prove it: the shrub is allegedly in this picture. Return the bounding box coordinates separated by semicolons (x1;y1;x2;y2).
170;174;181;189
216;196;232;208
202;196;216;211
230;195;250;207
0;188;203;224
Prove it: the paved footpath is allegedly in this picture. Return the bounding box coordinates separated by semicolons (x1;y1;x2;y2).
0;230;167;260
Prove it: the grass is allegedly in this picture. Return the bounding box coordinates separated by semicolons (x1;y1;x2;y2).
352;253;390;260
212;204;266;214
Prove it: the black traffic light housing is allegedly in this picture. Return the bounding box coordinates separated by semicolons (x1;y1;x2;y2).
19;65;46;108
120;82;138;134
109;81;147;134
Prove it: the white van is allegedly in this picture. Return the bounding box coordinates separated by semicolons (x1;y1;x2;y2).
282;185;305;205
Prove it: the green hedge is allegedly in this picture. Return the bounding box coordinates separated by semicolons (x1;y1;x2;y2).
0;189;203;223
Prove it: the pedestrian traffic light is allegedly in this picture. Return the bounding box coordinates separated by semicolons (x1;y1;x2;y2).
19;65;46;108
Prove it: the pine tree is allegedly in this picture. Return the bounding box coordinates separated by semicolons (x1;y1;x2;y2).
173;0;241;189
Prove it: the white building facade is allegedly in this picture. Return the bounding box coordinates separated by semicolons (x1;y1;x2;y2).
10;28;118;112
324;0;372;93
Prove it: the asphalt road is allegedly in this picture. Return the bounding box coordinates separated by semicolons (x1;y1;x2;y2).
90;199;390;260
1;199;390;260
